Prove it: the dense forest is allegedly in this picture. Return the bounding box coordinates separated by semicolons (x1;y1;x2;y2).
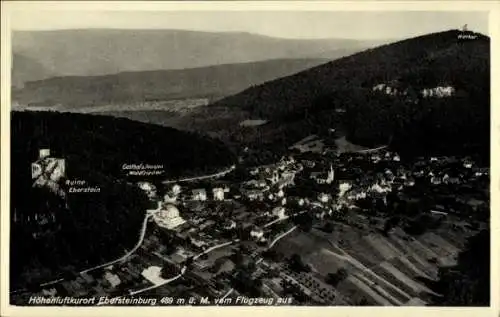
427;229;490;306
210;30;490;164
10;111;235;290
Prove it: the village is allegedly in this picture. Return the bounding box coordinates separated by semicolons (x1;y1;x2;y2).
13;144;489;306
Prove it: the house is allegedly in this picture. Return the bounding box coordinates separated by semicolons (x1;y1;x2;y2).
213;188;225;201
371;155;381;163
373;83;385;91
250;227;264;240
338;182;352;197
223;220;236;230
42;288;57;297
276;189;285;198
192;189;207;201
141;266;165;286
318;193;329;203
138;182;157;198
164;192;177;203
272;207;286;219
431;176;442;185
370;183;390;194
245;179;267;188
310;172;322;180
191;238;207;248
244;189;264;201
421;86;455;98
103;272;121;288
171;184;182;195
404;178;416;187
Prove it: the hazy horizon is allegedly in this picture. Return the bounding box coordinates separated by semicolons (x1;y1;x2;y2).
11;11;489;40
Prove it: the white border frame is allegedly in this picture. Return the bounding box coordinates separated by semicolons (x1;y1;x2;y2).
1;2;499;317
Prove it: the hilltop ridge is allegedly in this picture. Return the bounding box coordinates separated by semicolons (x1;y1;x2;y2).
202;29;489;163
12;29;383;85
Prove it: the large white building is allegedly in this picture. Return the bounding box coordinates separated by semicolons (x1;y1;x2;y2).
152;202;186;230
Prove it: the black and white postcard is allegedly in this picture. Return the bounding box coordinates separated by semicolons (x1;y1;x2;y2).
1;2;498;317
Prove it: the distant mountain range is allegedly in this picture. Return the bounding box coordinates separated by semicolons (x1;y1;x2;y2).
12;58;331;108
12;54;54;88
12;29;386;87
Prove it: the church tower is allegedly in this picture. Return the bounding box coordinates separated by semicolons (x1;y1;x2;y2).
326;164;335;184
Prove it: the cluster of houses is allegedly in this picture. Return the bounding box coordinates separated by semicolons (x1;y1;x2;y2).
372;82;455;98
421;86;455;98
372;83;405;96
242;157;301;202
138;182;230;205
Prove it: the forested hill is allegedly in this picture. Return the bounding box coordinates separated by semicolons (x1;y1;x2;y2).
11;111;235;179
211;29;490;163
12;58;330;108
10;111;234;290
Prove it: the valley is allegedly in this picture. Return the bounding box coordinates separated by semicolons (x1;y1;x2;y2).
9;26;491;308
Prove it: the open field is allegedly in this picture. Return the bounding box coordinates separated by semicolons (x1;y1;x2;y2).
270;212;479;306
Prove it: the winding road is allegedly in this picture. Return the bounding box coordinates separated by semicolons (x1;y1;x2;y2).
268;226;298;249
356;145;389;154
12;212;153;294
80;213;152;274
163;165;236;184
12;164;236;295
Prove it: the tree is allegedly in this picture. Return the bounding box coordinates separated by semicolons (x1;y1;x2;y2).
383;216;401;235
231;269;262;297
430;229;490;306
184;256;194;268
320;222;335;233
288;254;310;273
358;297;370;306
263;249;285;262
282;279;309;303
230;251;245;266
404;214;434;236
326;268;349;287
293;213;314;232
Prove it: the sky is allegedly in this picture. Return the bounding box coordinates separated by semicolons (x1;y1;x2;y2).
10;10;489;40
